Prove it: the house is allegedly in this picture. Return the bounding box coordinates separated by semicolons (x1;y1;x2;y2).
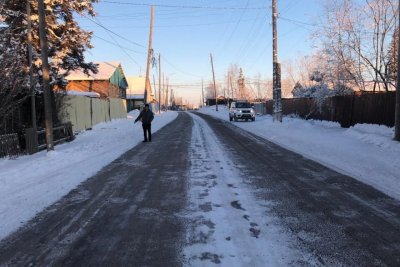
126;76;145;111
65;61;128;99
126;76;157;112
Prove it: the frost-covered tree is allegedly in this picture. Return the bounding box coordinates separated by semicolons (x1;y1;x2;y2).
292;68;354;116
317;0;397;92
0;0;98;89
0;38;27;131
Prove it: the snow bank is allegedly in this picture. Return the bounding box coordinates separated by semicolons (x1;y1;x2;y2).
199;106;400;200
0;111;178;241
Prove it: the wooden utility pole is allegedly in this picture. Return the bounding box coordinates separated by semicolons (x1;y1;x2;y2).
210;53;218;111
228;73;233;107
158;53;161;114
201;78;205;107
162;72;165;108
272;0;282;122
395;0;400;141
38;0;54;151
26;1;37;133
165;77;169;109
230;73;234;101
144;5;154;104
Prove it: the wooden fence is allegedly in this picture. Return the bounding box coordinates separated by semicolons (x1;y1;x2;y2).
264;92;396;127
0;133;21;158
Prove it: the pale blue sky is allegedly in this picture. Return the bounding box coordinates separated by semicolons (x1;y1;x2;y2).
79;0;322;103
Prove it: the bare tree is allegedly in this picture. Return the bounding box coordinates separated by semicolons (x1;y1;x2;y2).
227;64;240;99
318;0;398;92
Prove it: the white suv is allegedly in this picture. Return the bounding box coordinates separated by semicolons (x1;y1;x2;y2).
229;101;255;122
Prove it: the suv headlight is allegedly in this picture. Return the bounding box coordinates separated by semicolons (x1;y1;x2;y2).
237;110;242;113
251;109;255;114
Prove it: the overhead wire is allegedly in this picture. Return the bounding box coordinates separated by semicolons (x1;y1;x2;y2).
92;34;145;54
91;16;143;71
81;17;264;29
219;0;251;51
82;14;146;48
161;54;203;78
101;1;267;10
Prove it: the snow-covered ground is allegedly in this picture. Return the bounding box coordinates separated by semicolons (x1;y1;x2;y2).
198;106;400;201
0;110;178;241
184;113;319;266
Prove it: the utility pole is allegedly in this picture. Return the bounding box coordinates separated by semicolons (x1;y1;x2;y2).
38;0;54;151
395;0;400;141
272;0;282;122
144;5;154;104
201;78;205;108
158;53;161;114
230;72;234;101
27;1;37;133
166;77;169;110
162;72;165;109
210;53;218;111
171;89;174;108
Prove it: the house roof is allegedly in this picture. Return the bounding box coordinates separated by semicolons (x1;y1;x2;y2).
126;94;145;100
65;61;124;81
66;90;100;98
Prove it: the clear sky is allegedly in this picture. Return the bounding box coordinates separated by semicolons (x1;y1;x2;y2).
79;0;322;104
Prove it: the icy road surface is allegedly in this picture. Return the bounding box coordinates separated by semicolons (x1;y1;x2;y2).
0;112;399;266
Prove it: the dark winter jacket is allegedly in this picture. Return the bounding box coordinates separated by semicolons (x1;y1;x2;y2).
135;109;154;124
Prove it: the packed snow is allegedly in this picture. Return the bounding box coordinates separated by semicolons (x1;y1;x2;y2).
198;105;400;201
0;110;178;241
184;113;319;266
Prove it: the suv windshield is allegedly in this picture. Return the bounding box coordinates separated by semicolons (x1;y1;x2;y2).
236;102;251;108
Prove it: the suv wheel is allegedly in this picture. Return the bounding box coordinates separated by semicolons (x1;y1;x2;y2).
234;116;238;122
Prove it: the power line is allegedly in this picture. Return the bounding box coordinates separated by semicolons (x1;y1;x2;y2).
161;54;203;78
220;0;251;50
93;34;145;54
82;14;146;48
102;1;267;10
92;16;143;70
279;16;389;35
81;17;264;29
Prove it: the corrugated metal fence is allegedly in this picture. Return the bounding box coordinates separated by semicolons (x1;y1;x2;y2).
60;96;127;132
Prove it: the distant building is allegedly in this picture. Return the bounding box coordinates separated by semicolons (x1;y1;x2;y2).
126;76;157;112
126;76;145;111
65;61;128;99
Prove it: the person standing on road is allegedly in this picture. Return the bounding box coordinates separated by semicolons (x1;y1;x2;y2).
135;104;154;142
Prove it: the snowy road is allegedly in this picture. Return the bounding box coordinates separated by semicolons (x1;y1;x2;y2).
0;112;400;266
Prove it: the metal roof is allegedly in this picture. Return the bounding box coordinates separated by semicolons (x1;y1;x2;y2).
65;61;124;81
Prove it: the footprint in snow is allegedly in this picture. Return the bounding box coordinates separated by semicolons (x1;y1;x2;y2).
231;201;246;211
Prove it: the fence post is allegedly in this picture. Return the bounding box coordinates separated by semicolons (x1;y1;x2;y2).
25;128;38;155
